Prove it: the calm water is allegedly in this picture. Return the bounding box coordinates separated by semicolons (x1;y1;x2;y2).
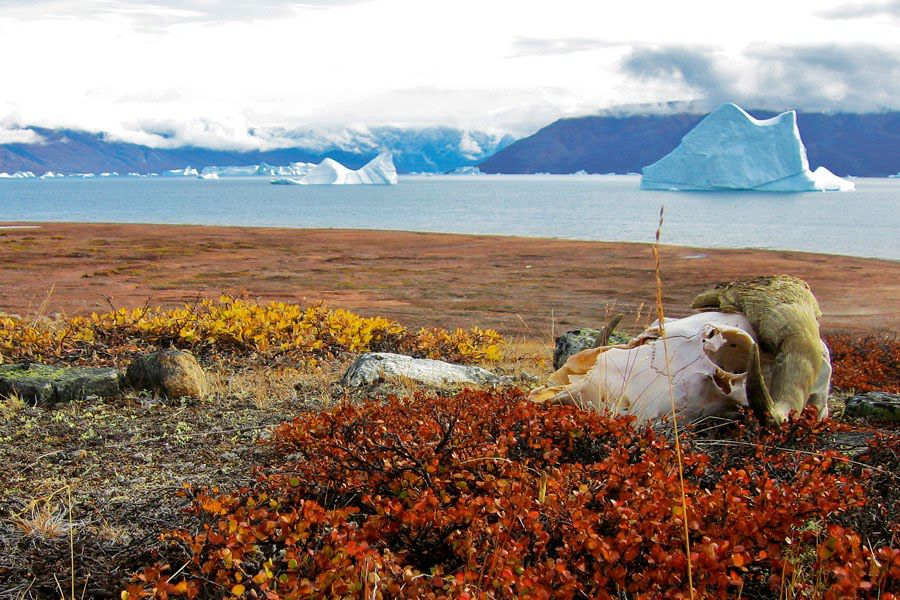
1;174;897;260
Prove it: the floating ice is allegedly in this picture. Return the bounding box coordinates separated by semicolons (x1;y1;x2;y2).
269;153;398;185
163;166;200;177
641;103;854;192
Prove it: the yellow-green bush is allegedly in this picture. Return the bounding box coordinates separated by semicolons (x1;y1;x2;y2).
0;297;503;365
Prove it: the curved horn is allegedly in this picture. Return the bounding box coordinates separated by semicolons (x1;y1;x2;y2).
746;342;782;424
594;313;624;348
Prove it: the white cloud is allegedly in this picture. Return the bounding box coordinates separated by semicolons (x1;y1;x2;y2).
0;0;896;149
458;131;483;158
0;126;43;145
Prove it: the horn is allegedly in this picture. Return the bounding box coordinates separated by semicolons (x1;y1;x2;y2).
746;342;782;424
594;313;624;348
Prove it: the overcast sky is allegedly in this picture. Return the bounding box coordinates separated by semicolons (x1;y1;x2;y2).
0;0;897;148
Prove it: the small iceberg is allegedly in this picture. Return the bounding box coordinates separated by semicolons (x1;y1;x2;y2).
197;172;219;180
641;103;854;192
269;153;398;185
163;166;200;177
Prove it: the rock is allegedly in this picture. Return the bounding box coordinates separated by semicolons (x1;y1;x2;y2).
342;352;502;388
844;391;900;422
126;350;209;399
0;363;121;404
553;328;631;370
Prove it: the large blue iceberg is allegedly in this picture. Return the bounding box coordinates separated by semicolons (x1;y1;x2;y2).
641;103;854;192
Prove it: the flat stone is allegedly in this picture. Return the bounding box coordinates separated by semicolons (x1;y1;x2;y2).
844;391;900;422
0;363;121;404
553;328;631;370
342;352;502;388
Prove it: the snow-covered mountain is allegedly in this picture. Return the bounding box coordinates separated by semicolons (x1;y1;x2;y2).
0;126;514;176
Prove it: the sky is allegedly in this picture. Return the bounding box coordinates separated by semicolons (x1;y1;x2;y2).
0;0;897;149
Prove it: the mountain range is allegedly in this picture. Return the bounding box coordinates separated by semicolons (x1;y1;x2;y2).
478;109;900;177
2;109;898;177
0;127;514;175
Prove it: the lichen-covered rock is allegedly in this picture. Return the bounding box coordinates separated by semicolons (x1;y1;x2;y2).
844;391;900;422
126;350;209;399
0;363;121;404
553;328;631;370
342;352;501;388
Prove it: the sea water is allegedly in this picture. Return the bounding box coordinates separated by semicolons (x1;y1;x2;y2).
0;174;897;260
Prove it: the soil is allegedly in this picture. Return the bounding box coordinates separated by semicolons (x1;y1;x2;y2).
1;223;897;337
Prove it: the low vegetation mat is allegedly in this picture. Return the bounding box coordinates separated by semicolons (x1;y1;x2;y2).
127;389;898;599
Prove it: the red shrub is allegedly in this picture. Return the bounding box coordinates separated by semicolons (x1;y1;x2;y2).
825;333;900;393
126;390;899;599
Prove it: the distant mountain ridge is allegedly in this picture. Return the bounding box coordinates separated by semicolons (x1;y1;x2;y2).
0;127;514;175
478;109;900;177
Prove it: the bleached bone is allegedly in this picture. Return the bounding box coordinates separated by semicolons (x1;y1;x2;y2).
529;312;830;424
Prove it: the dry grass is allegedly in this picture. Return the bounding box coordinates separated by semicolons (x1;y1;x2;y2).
1;393;26;422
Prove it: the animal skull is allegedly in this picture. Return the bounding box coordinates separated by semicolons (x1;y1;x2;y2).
529;312;830;424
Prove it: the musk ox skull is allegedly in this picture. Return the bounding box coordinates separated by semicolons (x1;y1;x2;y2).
690;275;831;423
529;310;831;425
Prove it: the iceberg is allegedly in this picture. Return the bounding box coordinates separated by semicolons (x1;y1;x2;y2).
641;103;854;192
163;166;200;177
269;153;398;185
198;162;314;177
198;172;219;180
448;166;484;175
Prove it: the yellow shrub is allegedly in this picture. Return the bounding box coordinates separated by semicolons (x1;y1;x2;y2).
0;297;503;366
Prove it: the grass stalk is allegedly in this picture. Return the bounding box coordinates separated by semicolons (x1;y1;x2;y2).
651;206;695;598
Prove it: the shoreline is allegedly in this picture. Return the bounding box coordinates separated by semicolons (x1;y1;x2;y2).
1;222;897;335
3;219;898;262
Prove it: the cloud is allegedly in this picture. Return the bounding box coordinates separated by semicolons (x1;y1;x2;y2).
458;131;483;158
0;0;371;28
621;46;733;103
510;37;623;57
747;44;900;111
0;126;43;145
819;0;900;19
620;43;900;112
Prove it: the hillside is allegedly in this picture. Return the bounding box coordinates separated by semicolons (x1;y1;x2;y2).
0;127;514;175
478;110;900;177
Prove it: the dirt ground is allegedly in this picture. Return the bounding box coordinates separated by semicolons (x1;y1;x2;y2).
1;223;897;337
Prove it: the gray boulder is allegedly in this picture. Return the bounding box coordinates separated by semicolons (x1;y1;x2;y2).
553;328;631;370
126;350;209;399
844;391;900;422
0;363;121;404
342;352;502;388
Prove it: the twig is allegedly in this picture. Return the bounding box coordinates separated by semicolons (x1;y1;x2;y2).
693;438;899;481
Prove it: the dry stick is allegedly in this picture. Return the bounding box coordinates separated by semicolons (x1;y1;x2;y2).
694;438;899;481
652;206;694;599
